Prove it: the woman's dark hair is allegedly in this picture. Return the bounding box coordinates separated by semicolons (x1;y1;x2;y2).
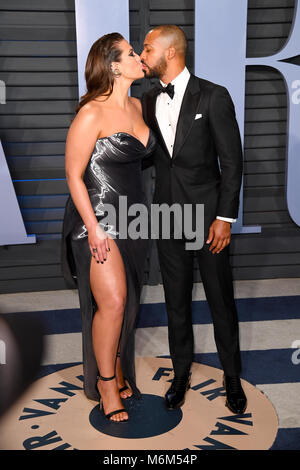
75;32;124;114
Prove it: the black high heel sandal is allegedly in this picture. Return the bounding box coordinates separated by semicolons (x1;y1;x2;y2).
96;373;128;422
116;352;133;399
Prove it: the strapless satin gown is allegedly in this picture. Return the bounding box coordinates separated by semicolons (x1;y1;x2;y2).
61;129;156;401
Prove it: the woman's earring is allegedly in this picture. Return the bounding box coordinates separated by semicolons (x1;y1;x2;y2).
112;68;121;78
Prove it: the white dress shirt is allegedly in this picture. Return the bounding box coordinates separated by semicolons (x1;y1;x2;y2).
155;67;236;224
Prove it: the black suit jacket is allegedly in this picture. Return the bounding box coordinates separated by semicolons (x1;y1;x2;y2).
141;74;243;238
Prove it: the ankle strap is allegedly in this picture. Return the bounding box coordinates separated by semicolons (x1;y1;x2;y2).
97;373;116;381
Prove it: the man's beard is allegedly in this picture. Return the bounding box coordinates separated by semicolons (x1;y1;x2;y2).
142;56;167;80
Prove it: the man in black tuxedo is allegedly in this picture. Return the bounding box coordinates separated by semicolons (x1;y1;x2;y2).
140;25;247;414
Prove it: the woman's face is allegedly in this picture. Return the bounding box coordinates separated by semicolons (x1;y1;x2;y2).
112;39;144;81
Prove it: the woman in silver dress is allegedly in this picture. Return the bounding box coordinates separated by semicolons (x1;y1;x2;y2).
61;33;155;422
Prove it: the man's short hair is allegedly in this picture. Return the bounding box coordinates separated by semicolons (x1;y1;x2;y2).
152;25;187;57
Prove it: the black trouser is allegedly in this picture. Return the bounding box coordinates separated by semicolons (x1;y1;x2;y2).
156;237;242;377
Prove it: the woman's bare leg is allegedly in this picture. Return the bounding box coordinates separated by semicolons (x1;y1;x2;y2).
90;238;128;422
116;347;133;399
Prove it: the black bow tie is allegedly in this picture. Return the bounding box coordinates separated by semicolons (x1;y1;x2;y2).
155;82;175;99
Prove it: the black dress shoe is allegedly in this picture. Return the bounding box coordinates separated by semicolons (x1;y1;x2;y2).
165;373;191;410
223;375;247;414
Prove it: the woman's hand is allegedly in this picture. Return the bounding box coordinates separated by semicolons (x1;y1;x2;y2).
88;223;110;263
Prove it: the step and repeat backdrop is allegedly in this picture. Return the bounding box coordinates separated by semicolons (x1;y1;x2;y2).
0;0;299;293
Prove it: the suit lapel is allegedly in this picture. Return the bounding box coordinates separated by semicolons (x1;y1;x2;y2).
146;74;202;159
172;74;202;160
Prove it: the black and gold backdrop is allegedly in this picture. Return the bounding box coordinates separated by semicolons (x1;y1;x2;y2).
0;0;299;293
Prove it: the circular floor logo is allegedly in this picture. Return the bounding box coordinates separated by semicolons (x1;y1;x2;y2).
0;358;278;450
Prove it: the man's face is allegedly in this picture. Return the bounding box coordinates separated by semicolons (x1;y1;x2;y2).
140;30;168;79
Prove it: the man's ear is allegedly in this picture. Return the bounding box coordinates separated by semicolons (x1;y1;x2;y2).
167;47;176;60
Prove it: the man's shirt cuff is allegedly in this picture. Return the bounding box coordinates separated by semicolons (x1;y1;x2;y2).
216;216;236;223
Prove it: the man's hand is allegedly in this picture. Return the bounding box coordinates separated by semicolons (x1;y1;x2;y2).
206;219;231;254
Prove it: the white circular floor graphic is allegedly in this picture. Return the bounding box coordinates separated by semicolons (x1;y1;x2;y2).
0;358;278;450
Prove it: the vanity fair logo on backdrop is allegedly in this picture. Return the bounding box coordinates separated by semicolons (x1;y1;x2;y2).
0;78;36;245
1;1;299;246
75;0;300;232
75;0;300;233
195;0;300;232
